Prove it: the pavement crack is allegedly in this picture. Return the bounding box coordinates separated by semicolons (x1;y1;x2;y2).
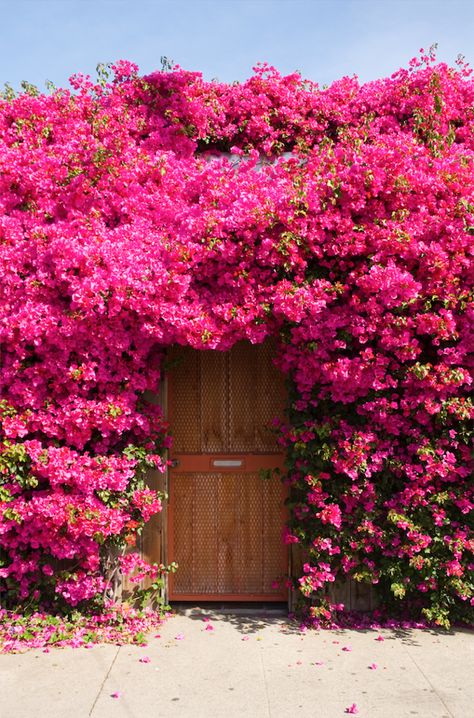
88;646;121;717
405;647;455;718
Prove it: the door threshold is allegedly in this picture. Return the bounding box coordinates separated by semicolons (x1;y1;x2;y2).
171;601;288;617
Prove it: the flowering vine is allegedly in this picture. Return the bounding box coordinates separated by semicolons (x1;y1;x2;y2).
0;51;472;630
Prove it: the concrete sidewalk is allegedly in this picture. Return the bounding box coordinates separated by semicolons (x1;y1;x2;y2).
1;607;473;718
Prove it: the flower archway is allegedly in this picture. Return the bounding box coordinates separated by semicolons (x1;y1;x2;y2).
0;52;472;629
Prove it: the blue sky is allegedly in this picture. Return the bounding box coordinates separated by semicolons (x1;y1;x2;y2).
1;0;473;90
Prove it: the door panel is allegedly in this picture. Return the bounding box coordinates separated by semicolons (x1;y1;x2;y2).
217;473;239;593
168;349;200;453
167;340;287;601
170;475;194;594
228;341;257;452
192;474;218;593
201;352;227;453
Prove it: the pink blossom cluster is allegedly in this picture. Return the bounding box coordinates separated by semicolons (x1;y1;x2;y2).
0;53;472;626
0;603;166;653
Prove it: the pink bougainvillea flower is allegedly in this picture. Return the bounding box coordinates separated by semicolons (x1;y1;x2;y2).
175;633;185;640
0;605;165;653
111;692;121;699
0;53;472;640
205;624;215;631
375;635;385;642
369;663;378;670
241;635;250;641
139;656;151;663
345;705;359;715
342;645;352;652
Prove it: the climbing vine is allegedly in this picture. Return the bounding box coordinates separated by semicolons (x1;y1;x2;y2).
0;50;472;631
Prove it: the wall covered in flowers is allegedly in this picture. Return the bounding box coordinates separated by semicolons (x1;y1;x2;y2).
0;51;472;630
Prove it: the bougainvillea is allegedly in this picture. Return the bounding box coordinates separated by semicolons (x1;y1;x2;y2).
0;604;166;652
0;50;472;629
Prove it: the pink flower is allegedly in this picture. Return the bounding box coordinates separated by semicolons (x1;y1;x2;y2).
242;635;250;641
111;692;121;699
369;663;378;670
345;704;359;715
342;645;352;652
282;528;300;544
139;656;151;663
175;633;185;640
205;624;214;631
375;635;385;642
319;503;342;529
0;56;471;634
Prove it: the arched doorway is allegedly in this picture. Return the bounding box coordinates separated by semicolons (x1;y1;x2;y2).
166;340;288;601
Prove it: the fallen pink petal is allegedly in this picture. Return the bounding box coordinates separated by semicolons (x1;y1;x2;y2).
376;635;385;642
345;704;359;715
369;663;378;670
111;692;121;699
241;636;250;641
205;624;215;631
139;656;151;663
342;646;352;652
175;633;185;640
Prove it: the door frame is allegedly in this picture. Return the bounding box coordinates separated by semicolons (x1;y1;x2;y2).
162;342;291;605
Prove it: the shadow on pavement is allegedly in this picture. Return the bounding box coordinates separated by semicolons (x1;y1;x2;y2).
170;602;303;634
170;603;473;643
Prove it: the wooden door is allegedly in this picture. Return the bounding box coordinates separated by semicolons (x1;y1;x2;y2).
167;340;288;601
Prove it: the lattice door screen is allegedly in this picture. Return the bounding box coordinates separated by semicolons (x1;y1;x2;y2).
168;340;286;454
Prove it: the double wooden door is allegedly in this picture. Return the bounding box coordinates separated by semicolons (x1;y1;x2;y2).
167;340;287;601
